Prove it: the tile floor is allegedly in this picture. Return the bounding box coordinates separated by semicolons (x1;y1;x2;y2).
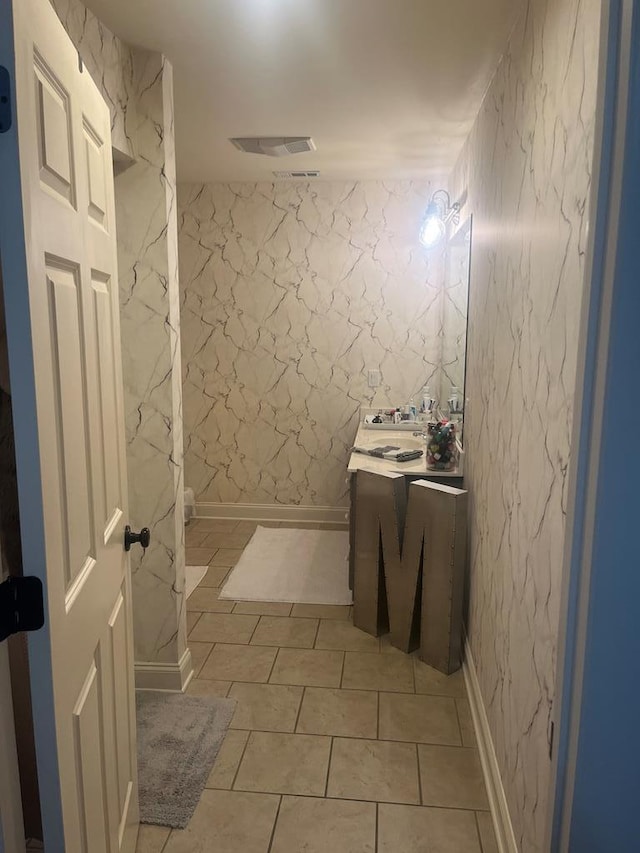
136;519;497;853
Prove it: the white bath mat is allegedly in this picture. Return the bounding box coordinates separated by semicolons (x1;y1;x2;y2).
186;565;208;598
220;526;352;605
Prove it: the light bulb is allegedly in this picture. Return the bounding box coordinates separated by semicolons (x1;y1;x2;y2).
419;214;446;249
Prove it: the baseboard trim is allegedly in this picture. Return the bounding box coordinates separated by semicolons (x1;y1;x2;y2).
463;639;518;853
195;502;348;526
135;648;193;692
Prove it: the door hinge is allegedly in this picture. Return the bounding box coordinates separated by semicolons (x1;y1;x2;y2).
0;576;45;643
0;66;12;133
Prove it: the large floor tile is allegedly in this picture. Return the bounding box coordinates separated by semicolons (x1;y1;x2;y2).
229;682;303;732
234;520;260;535
199;565;232;587
185;546;216;565
378;804;482;853
327;737;420;804
291;603;351;620
297;687;378;738
269;648;344;687
203;531;253;549
456;697;477;747
209;548;244;566
233;601;293;616
379;693;461;745
270;796;376;853
189;612;259;644
418;745;489;810
234;731;331;796
188;641;213;677
187;678;231;698
342;651;414;692
184;528;209;548
315;619;380;652
206;729;250;789
414;660;467;697
186;586;234;613
163;789;279;853
476;811;499;853
135;825;170;853
251;615;319;649
200;643;277;682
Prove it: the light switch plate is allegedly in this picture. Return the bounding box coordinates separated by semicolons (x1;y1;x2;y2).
368;369;381;388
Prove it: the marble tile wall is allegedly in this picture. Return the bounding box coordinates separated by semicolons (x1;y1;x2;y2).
115;54;187;668
48;0;136;157
178;181;447;508
50;0;187;670
448;0;600;849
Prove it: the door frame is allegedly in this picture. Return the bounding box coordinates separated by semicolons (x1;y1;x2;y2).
0;0;68;847
548;0;640;847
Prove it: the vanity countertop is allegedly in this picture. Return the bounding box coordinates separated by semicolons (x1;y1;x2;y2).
347;422;463;477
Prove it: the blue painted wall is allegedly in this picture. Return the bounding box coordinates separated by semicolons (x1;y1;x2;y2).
568;4;640;849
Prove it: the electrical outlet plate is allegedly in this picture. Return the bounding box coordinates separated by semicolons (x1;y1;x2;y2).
368;369;381;388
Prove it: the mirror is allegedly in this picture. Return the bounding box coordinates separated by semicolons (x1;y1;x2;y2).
440;215;471;443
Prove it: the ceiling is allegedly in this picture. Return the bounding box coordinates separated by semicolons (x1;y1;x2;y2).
85;0;520;183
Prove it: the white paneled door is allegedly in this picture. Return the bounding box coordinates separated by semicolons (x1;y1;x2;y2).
0;0;139;850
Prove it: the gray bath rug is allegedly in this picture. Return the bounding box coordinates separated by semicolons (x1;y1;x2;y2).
136;690;236;828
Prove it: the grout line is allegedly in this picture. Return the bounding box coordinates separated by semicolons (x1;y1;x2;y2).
187;612;202;637
375;802;379;853
474;811;485;853
415;742;424;806
453;696;464;746
230;728;253;791
376;690;380;740
244;790;487;812
339;650;346;688
223;727;474;748
266;647;280;683
323;737;334;797
247;615;263;645
266;795;283;853
193;642;216;677
312;617;322;648
293;685;306;732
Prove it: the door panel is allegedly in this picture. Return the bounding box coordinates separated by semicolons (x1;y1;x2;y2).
34;55;75;205
108;590;135;822
92;272;122;533
84;122;107;228
73;660;109;853
46;260;94;588
0;0;139;849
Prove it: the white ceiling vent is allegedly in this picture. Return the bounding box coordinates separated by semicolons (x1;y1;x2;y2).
273;170;320;179
230;137;316;157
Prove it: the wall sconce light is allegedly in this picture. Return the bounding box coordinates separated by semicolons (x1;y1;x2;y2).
419;190;461;249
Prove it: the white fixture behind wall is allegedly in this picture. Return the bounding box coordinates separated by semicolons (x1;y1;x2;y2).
184;487;195;522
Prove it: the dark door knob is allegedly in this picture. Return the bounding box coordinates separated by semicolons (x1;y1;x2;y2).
124;525;150;552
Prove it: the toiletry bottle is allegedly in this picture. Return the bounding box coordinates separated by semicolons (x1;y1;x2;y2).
421;386;431;415
408;397;417;420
